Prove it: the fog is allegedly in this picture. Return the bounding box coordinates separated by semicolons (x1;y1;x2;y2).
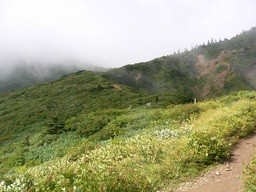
0;0;256;72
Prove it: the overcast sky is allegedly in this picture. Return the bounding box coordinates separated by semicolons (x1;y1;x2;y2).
0;0;255;69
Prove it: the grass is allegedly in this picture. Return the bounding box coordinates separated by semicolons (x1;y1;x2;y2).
0;27;256;191
244;154;256;192
0;91;256;191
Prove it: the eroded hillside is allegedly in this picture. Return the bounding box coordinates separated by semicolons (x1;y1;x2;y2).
106;27;256;101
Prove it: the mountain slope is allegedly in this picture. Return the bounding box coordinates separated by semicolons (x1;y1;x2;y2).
1;70;146;127
105;52;198;103
105;27;256;100
1;70;170;175
1;27;255;101
0;64;82;94
0;27;256;191
0;70;151;151
0;91;256;191
0;62;106;94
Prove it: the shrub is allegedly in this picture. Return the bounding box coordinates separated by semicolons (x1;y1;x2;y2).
244;155;256;192
1;91;256;191
216;64;228;73
188;131;230;164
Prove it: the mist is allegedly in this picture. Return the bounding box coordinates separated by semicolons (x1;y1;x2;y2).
0;0;256;76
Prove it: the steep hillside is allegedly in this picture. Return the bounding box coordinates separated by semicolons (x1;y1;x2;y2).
0;70;158;172
106;27;256;100
105;52;198;103
193;50;253;99
1;27;255;100
0;27;256;191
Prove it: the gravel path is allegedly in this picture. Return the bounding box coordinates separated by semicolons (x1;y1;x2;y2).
176;133;256;192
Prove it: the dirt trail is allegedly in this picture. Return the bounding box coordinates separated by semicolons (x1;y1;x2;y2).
176;133;256;192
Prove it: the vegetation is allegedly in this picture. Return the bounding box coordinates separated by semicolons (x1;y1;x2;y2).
244;153;256;191
106;27;256;100
0;64;82;94
0;70;173;175
0;27;256;191
105;52;198;102
0;91;256;191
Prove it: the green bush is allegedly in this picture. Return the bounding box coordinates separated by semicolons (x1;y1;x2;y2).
188;131;230;164
167;103;202;121
216;64;228;73
244;155;256;192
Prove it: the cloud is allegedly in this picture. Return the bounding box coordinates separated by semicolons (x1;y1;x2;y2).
0;0;255;69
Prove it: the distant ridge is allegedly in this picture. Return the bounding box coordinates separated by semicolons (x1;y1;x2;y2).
105;27;256;100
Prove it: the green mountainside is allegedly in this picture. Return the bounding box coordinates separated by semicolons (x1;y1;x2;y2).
1;90;256;191
106;27;256;100
0;27;256;191
0;70;152;146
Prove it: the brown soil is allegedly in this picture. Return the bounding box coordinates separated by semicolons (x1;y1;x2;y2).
135;72;142;81
112;84;122;90
175;133;256;192
195;52;232;98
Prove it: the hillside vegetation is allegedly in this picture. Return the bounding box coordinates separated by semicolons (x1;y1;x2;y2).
106;27;256;100
0;64;83;94
0;62;106;94
0;91;256;191
0;70;152;165
0;27;256;191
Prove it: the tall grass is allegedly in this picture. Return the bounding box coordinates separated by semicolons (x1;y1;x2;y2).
1;91;256;191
